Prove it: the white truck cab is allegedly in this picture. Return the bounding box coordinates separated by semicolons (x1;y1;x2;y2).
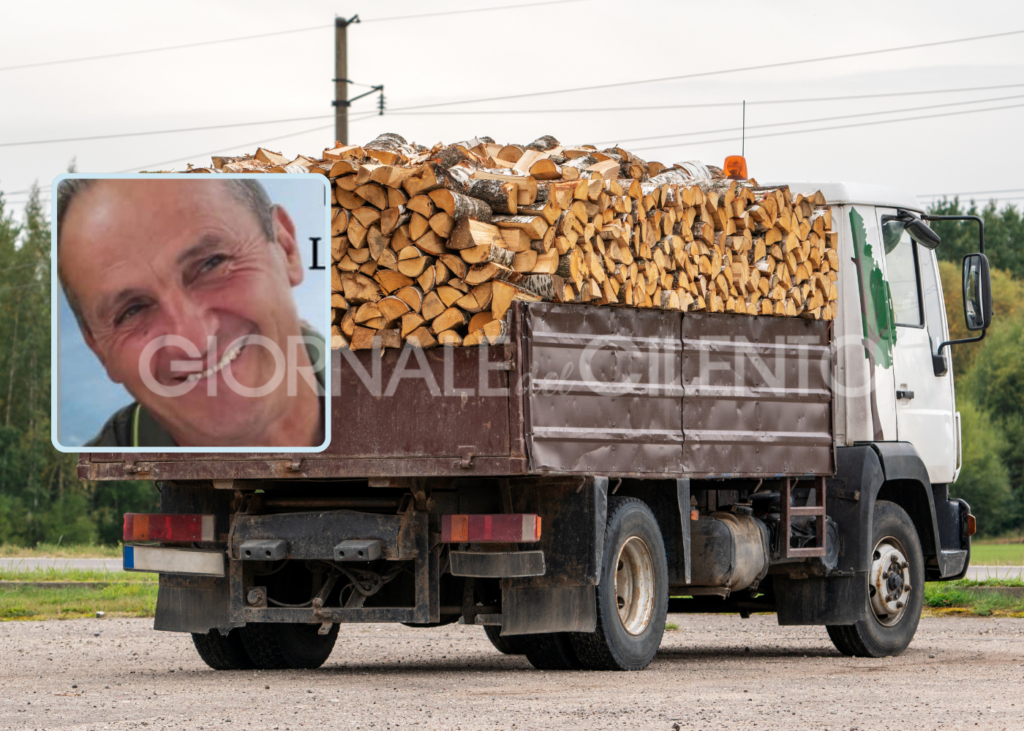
784;182;984;484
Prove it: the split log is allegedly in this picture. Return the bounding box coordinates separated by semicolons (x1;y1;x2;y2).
492;215;549;240
428;189;493;222
449;218;503;251
462;242;515;267
492;280;543;320
466;179;518;215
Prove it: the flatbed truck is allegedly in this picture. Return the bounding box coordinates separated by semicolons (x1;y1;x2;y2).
84;182;987;671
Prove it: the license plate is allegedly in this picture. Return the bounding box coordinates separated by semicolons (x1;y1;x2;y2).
123;545;225;577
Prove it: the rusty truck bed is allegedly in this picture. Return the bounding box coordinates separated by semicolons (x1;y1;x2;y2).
78;303;834;482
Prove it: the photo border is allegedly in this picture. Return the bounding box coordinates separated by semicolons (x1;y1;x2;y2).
49;172;333;454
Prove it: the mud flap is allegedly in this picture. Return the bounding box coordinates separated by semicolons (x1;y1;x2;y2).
500;585;596;635
155;575;241;634
154;482;236;633
501;476;608;635
773;574;867;625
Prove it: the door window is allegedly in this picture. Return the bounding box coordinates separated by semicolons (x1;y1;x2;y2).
918;248;946;355
884;228;923;327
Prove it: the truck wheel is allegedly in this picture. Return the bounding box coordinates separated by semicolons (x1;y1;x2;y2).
520;632;582;670
191;629;254;671
569;497;668;671
827;500;925;658
483;625;526;655
239;623;339;669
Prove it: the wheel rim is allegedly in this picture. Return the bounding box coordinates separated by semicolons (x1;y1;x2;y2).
868;536;912;627
614;536;655;636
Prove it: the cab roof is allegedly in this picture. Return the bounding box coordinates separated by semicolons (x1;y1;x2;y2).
763;181;924;213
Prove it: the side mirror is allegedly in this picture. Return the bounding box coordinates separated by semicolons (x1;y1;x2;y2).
883;209;941;251
962;253;992;331
905;217;941;250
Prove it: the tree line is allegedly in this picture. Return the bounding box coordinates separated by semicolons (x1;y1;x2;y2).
0;190;1019;544
931;199;1024;536
0;186;158;545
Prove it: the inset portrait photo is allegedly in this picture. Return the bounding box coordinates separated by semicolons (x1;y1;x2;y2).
51;174;332;451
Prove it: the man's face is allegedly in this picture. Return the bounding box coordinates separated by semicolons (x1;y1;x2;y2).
61;180;306;446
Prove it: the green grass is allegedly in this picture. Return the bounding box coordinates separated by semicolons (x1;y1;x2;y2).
925;579;1024;617
970;542;1024;566
665;622;679;631
0;566;155;583
0;543;122;558
0;582;157;621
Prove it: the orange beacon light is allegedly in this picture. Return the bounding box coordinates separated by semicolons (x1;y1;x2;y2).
724;155;748;180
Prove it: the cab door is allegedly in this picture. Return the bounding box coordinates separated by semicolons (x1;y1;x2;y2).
877;209;957;483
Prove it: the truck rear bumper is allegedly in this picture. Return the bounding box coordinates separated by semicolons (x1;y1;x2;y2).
450;550;545;578
123;546;225;577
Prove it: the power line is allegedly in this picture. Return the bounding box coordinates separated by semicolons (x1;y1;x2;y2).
708;82;1024;106
0;1;591;73
383;28;1024;112
594;93;1024;147
116;113;378;173
927;196;1024;206
117;124;334;172
629;101;1024;154
383;82;1024;115
2;193;50;203
360;0;591;23
7;82;1024;153
0;114;335;148
0;26;327;72
918;187;1024;197
0;113;377;197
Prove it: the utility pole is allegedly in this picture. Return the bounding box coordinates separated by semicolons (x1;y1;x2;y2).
334;15;360;145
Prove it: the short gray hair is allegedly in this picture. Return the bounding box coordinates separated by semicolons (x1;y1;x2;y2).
57;178;276;333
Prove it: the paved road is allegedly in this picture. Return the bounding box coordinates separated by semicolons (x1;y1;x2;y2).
0;558;123;572
1;614;1022;730
964;565;1024;580
3;557;1022;581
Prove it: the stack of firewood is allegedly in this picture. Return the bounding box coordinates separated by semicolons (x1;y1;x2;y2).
189;133;839;350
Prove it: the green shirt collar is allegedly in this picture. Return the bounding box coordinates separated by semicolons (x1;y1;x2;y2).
89;326;325;448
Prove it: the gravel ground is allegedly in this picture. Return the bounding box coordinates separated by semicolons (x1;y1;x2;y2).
1;614;1022;731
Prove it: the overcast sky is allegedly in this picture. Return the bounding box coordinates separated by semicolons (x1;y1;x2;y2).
2;0;1023;221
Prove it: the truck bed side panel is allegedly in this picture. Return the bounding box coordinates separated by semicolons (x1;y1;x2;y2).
332;346;511;460
523;304;684;476
79;305;835;480
681;313;834;476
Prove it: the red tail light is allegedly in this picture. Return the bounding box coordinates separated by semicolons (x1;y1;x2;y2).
123;513;215;543
440;514;541;543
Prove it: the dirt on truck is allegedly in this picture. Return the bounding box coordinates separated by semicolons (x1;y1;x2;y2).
82;141;990;672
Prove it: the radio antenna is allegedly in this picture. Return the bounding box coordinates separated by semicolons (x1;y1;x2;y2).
742;100;746;157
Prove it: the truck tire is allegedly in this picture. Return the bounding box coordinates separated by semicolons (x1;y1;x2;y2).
191;629;254;671
827;500;925;658
239;623;339;670
569;497;668;671
520;632;582;670
483;625;526;655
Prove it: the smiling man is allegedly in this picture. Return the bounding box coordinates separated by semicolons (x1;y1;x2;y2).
57;178;325;448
